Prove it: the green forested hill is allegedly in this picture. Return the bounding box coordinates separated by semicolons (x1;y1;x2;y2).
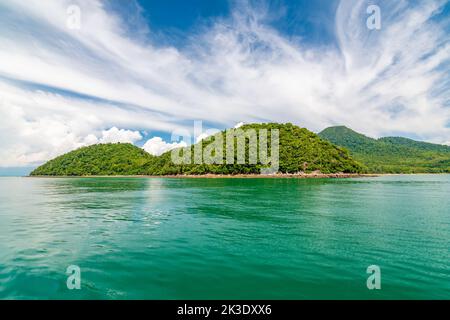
319;126;450;173
30;143;155;176
142;123;365;175
31;123;366;176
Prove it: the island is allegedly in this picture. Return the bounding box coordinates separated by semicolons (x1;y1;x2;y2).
30;123;450;177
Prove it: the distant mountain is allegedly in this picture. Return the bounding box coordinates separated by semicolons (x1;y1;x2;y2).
319;126;450;173
31;123;365;176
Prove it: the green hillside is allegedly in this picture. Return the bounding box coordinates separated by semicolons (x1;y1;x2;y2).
319;126;450;173
31;123;366;176
30;143;154;176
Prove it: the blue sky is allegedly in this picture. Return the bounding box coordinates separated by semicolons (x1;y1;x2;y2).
133;0;230;31
0;0;450;173
127;0;340;46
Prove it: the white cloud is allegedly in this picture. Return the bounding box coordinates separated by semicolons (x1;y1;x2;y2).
0;81;187;166
234;122;245;129
195;133;211;143
0;0;449;166
98;127;142;144
142;137;187;156
83;134;100;146
195;128;221;143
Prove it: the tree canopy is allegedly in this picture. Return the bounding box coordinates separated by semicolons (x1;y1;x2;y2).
319;126;450;173
31;123;366;176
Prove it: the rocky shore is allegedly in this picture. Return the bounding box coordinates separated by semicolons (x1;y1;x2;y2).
30;172;377;179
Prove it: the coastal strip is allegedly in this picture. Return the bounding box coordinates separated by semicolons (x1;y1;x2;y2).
28;173;378;179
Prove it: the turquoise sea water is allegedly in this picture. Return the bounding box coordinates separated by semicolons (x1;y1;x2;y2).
0;175;449;299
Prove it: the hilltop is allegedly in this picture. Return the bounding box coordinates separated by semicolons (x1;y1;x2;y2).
30;143;155;176
31;123;366;176
319;126;450;173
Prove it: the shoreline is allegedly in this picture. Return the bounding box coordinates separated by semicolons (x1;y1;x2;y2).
27;173;379;179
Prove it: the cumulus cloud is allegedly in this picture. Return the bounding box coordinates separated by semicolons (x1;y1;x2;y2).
195;133;211;143
142;137;187;156
0;0;449;166
97;127;142;144
0;81;186;166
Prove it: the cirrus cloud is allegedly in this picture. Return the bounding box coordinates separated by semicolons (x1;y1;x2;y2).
0;0;449;167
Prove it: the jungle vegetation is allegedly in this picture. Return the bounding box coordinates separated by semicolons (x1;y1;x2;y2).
31;123;366;176
319;126;450;173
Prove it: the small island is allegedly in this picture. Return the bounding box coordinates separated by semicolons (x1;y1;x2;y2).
30;123;450;177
